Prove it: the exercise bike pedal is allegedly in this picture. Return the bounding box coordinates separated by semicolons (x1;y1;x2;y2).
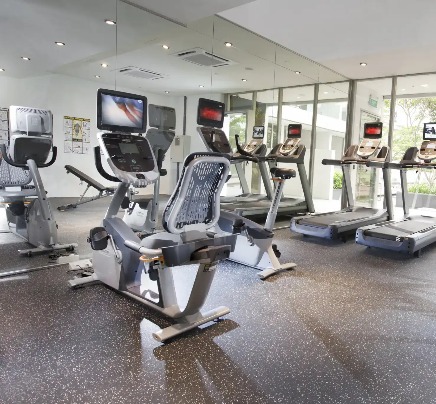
272;244;281;258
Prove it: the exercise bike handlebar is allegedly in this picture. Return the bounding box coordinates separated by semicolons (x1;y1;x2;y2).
0;144;57;168
94;146;121;183
124;239;162;257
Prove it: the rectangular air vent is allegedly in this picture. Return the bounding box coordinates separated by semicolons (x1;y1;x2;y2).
117;66;164;80
173;48;236;67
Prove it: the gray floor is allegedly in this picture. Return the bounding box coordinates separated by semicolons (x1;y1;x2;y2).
1;198;436;403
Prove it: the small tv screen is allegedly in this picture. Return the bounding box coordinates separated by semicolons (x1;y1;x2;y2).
363;122;383;139
97;89;147;133
423;122;436;140
288;124;302;139
253;126;264;139
197;98;225;128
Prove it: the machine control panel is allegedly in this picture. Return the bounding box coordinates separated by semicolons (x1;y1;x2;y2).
279;138;300;156
417;140;436;162
357;122;383;159
198;127;232;154
98;132;158;186
243;139;263;154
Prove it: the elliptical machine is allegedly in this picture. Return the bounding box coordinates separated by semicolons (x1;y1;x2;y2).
69;89;236;342
0;106;77;257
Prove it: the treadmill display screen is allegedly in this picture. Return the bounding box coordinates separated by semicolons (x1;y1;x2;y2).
253;126;265;139
197;98;225;128
288;124;302;138
423;122;436;140
97;89;147;133
364;122;383;139
119;143;140;154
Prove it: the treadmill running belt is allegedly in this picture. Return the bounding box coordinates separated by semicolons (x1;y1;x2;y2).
364;218;436;240
299;208;380;227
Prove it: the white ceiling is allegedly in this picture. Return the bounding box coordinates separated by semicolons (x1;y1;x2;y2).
220;0;436;79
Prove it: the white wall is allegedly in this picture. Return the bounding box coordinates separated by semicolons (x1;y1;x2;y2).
0;74;185;197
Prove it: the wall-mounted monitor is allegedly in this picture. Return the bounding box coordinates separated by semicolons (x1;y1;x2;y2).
253;126;264;139
197;98;225;128
423;122;436;140
149;104;176;131
287;124;302;139
363;122;383;139
97;88;147;133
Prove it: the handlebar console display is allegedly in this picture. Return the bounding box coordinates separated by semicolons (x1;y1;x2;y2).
417;140;436;162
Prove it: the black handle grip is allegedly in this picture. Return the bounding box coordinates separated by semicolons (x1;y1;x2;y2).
322;158;342;166
0;144;27;168
39;146;57;167
94;146;121;183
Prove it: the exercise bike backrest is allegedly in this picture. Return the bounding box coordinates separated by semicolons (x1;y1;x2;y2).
0;106;57;169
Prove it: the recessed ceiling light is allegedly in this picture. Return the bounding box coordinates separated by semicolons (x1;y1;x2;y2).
297;96;301;99
323;91;329;94
241;78;247;82
101;63;109;68
199;85;204;88
224;42;233;47
21;57;31;61
295;71;301;75
105;19;116;25
95;75;101;78
162;44;169;50
0;68;4;72
360;62;367;66
55;41;65;46
421;84;429;87
401;88;406;91
165;91;170;94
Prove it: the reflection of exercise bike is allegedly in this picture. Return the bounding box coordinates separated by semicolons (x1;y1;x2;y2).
0;106;77;258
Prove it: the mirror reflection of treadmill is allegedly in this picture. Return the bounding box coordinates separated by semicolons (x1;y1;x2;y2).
291;122;392;240
356;124;436;256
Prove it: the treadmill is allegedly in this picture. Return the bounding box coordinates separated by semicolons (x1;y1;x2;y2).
196;98;274;203
356;124;436;256
291;122;392;240
222;123;315;217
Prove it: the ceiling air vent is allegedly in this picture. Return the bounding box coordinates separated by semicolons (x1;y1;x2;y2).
173;48;236;67
117;66;164;80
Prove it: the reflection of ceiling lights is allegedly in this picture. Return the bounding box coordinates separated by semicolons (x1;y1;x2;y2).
295;71;301;75
360;62;367;66
95;75;101;78
162;44;170;50
199;85;204;88
241;78;247;82
165;91;170;94
101;63;108;68
421;84;429;87
105;19;116;25
224;42;233;47
55;41;65;46
21;57;31;61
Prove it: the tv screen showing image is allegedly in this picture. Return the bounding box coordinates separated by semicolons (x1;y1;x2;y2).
97;89;147;132
197;98;225;128
363;122;383;139
423;122;436;140
253;126;264;139
288;124;302;138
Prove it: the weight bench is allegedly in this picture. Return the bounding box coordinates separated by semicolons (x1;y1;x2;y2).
57;165;116;211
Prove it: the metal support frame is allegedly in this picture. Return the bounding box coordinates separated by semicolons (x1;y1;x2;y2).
308;83;319;191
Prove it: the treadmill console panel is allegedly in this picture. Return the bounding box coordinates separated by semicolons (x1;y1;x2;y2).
417;140;436;162
197;127;232;154
279;138;301;156
243;139;263;154
98;132;158;186
356;138;382;159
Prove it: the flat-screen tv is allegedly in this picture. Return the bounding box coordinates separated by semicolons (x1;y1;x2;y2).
363;122;383;139
287;124;302;139
97;88;147;133
197;98;225;128
253;126;264;139
149;104;176;131
423;122;436;140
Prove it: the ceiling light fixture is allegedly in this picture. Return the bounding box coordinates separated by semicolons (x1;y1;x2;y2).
401;88;406;91
162;44;169;50
421;84;429;87
101;63;109;68
105;19;116;25
95;75;101;78
224;42;233;47
360;62;367;66
21;57;31;61
323;91;329;94
165;91;170;94
55;41;65;46
295;71;301;75
0;68;5;72
241;78;247;82
199;85;204;88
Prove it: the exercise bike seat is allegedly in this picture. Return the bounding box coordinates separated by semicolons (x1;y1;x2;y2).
270;167;296;180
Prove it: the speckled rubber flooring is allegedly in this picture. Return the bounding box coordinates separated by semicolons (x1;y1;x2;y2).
2;198;436;403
